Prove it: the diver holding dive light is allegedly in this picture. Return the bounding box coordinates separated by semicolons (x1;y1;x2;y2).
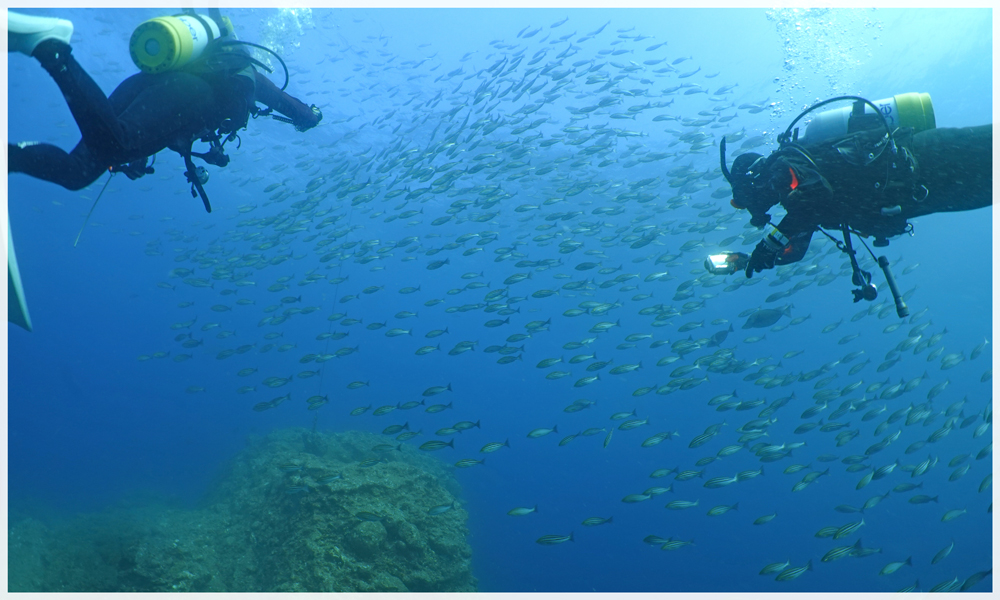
7;8;323;212
6;9;322;331
709;93;991;317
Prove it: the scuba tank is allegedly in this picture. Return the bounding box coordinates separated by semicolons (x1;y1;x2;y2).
125;9;291;215
797;92;935;145
776;94;932;246
128;10;288;88
129;13;230;74
720;93;934;228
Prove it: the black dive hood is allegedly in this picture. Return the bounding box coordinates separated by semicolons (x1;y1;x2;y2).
720;138;772;227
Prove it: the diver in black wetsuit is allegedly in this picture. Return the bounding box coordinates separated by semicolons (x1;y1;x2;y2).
7;9;322;210
720;96;991;278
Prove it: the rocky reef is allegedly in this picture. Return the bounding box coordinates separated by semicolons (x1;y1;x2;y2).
8;428;477;592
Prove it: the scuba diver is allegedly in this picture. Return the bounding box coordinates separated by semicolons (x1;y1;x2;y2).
7;9;323;212
7;9;323;332
710;93;991;317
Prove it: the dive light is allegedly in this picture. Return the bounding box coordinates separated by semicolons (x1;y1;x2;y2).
705;252;749;276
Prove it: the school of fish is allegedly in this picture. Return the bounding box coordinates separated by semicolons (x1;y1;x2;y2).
129;11;992;592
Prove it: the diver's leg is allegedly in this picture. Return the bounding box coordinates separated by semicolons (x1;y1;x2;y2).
30;39;128;156
9;71;210;191
912;125;993;214
30;40;215;163
8;140;107;191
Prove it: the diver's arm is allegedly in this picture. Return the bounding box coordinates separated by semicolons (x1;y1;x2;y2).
770;209;818;264
773;228;814;265
253;71;322;131
764;161;829;264
745;211;815;277
744;157;832;277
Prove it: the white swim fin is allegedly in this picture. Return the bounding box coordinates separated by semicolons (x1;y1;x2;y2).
8;9;73;56
8;212;32;332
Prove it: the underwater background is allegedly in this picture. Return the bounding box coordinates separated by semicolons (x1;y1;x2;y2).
7;7;993;593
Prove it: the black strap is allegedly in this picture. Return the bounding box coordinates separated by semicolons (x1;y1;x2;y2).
208;8;229;36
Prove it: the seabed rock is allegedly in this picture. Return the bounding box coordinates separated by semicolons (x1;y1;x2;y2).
9;428;478;592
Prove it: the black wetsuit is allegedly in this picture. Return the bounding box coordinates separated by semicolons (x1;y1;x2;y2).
760;125;993;265
8;39;320;191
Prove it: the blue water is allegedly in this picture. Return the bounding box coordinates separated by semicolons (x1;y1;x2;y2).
8;7;993;593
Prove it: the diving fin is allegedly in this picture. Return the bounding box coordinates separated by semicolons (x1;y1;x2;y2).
7;10;74;57
8;212;32;332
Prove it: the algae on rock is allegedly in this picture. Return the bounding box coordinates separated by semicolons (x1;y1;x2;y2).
8;429;478;592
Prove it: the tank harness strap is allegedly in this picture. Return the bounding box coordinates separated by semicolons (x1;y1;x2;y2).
208;8;229;36
897;142;926;202
884;127;920;202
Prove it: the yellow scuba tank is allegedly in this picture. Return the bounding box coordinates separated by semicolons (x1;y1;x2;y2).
799;93;935;144
129;13;224;74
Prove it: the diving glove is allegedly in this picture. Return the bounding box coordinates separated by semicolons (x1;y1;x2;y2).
296;104;322;132
745;231;787;278
111;158;155;180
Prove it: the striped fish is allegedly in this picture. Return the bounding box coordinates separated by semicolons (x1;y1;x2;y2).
536;533;574;545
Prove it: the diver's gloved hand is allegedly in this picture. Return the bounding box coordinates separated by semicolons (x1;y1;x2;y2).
745;238;781;278
295;104;322;132
114;158;155;180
